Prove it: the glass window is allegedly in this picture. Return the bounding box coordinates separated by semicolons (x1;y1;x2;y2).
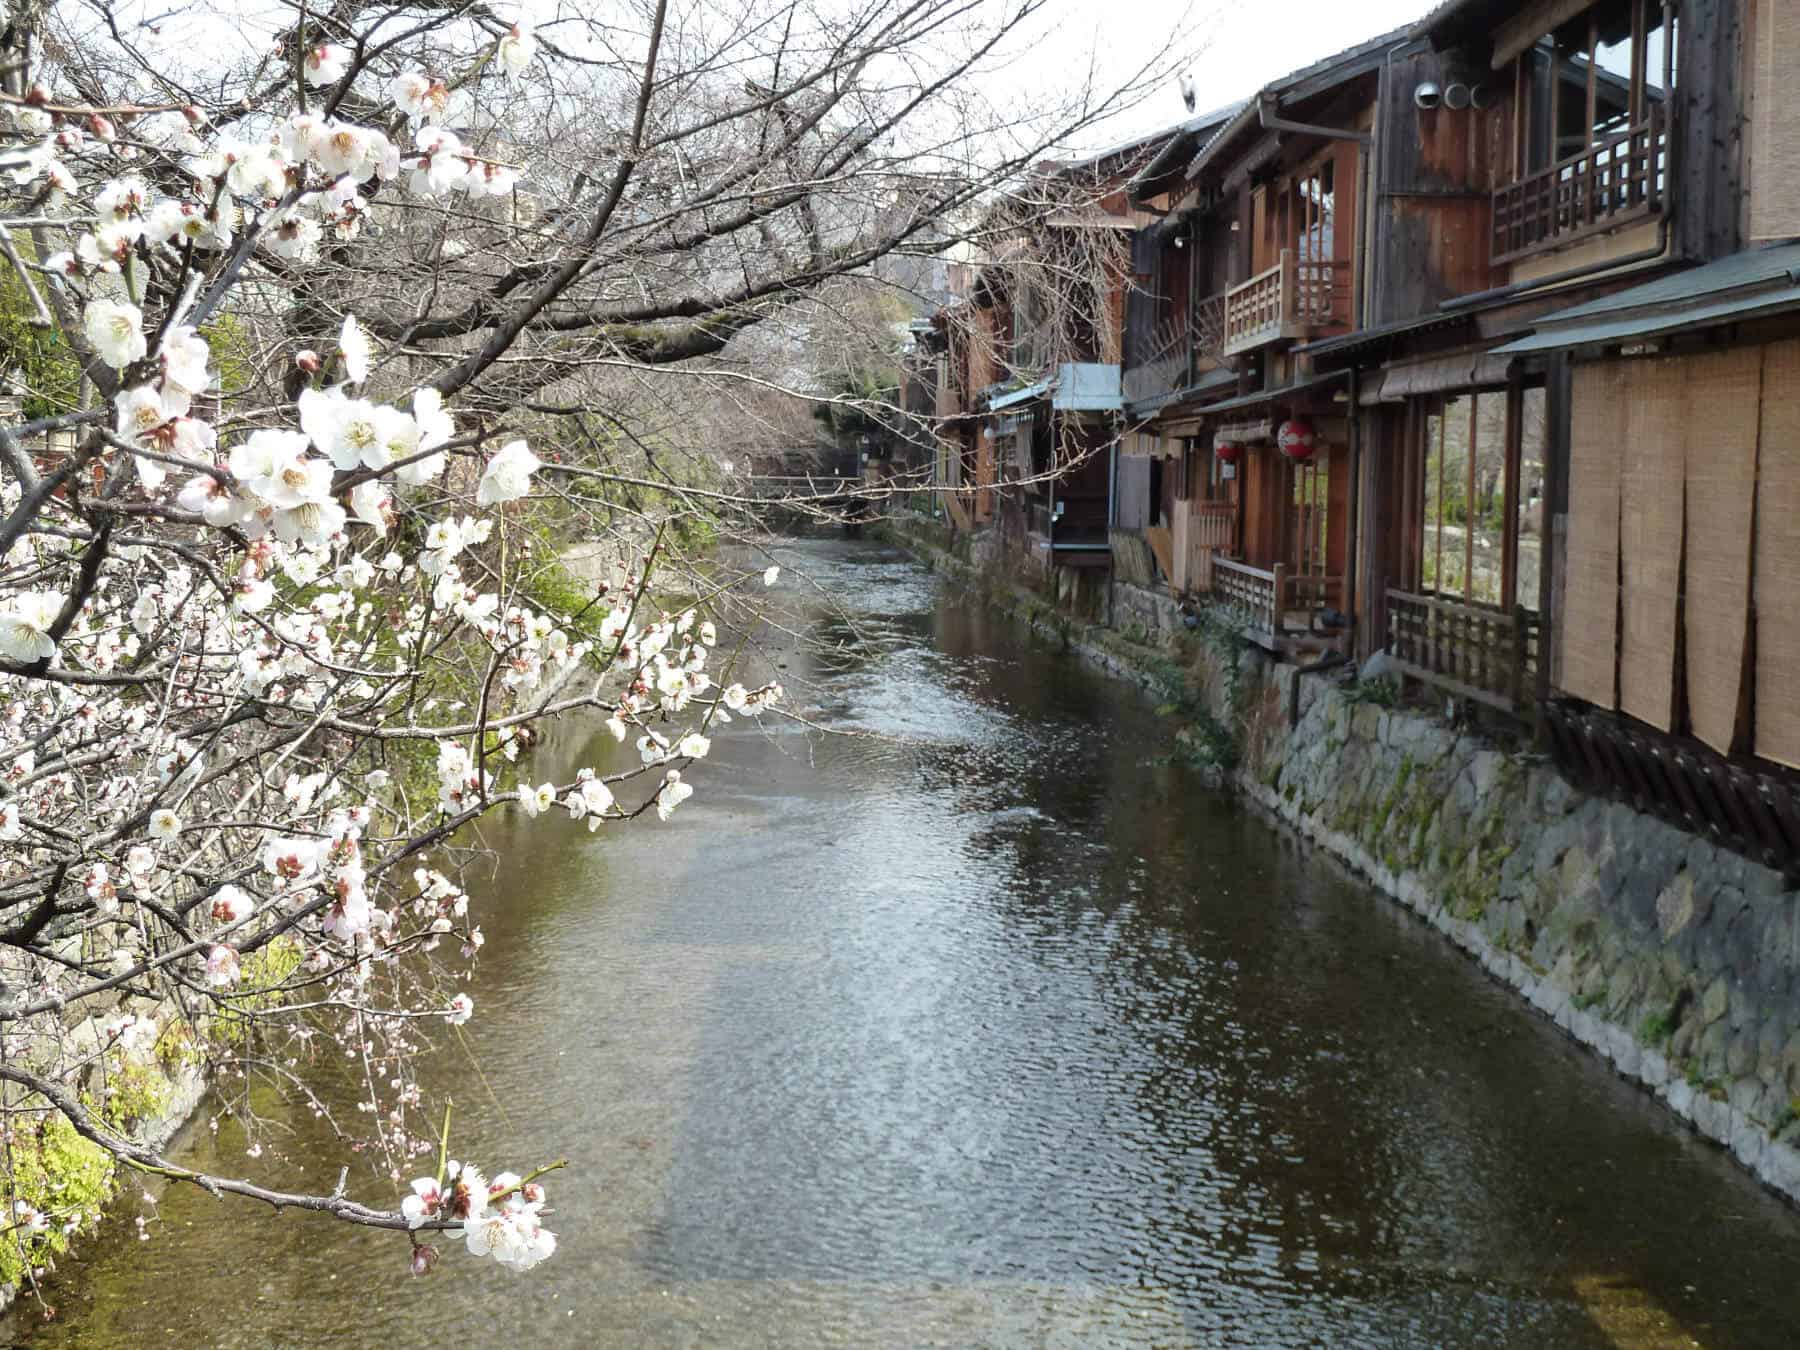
1419;388;1542;608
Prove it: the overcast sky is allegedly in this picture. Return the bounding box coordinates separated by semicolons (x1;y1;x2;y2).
1049;0;1443;152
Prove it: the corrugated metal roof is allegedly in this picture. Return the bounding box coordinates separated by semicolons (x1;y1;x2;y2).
1493;243;1800;355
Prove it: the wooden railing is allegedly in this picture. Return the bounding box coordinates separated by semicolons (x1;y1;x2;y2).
1385;588;1542;712
1222;251;1339;356
1214;557;1284;635
1491;103;1668;264
1223;256;1287;355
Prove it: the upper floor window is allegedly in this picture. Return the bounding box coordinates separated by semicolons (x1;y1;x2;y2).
1511;0;1677;177
1492;0;1676;263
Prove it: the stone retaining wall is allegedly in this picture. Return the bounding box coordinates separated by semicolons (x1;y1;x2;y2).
882;515;1800;1207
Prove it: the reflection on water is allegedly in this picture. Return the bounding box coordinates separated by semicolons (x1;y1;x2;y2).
13;538;1799;1348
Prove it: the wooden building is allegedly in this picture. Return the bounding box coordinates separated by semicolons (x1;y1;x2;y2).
917;0;1800;870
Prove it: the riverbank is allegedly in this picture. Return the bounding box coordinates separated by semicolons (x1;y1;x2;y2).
880;512;1800;1210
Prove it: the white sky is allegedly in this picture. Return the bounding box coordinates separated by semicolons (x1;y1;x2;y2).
1042;0;1444;153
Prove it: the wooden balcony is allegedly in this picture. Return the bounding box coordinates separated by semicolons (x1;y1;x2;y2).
1206;557;1349;650
1384;588;1542;713
1491;103;1668;265
1221;251;1340;357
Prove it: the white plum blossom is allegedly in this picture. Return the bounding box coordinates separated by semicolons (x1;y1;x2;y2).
0;593;61;663
204;944;240;986
498;22;537;79
402;1176;442;1228
445;993;474;1025
476;440;540;506
655;770;693;822
337;313;372;383
763;565;780;587
304;43;352;87
84;298;146;369
210;885;254;925
147;808;181;841
390;71;448;124
517;782;555;818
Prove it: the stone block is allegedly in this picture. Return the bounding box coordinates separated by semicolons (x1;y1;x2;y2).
1654;870;1696;940
1699;979;1728;1029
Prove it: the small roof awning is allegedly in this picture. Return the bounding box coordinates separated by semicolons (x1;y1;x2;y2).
1493;242;1800;355
1362;351;1513;402
988;377;1050;410
1194;370;1349;418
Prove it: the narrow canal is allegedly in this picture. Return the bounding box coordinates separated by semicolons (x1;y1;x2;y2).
14;538;1800;1348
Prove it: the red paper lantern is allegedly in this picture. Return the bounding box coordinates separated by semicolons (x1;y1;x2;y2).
1277;419;1318;460
1214;441;1241;464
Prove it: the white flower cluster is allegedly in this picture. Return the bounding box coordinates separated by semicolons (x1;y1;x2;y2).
401;1161;555;1272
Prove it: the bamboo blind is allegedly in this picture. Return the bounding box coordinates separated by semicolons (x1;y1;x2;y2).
1618;358;1684;730
1682;348;1761;755
1751;0;1800;241
1560;362;1626;710
1756;340;1800;769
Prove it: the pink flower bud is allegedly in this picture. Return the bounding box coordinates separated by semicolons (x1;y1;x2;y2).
23;85;49;106
182;105;203;127
409;1244;438;1276
295;349;322;375
87;114;116;141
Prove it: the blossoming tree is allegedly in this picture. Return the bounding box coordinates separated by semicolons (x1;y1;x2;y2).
0;0;1188;1297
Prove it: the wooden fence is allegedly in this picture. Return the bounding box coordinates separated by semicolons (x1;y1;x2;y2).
1385;588;1541;712
1214;557;1284;636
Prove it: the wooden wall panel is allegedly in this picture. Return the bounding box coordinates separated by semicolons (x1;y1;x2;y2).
1559;363;1625;709
1682;348;1761;754
1114;453;1152;530
1756;340;1800;768
1617;357;1684;730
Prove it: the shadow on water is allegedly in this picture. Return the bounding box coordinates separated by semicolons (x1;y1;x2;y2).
10;537;1800;1349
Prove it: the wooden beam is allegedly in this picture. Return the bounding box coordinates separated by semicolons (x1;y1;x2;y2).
1495;0;1598;69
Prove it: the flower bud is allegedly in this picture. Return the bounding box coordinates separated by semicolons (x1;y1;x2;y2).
295;349;322;375
87;114;116;142
408;1244;438;1276
23;84;49;106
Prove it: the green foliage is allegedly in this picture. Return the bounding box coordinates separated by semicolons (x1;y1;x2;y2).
211;938;305;1048
1638;1010;1673;1046
0;261;81;419
200;313;255;397
1346;676;1401;709
0;1110;119;1288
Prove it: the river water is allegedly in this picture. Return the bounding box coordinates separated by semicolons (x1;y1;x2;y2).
13;537;1800;1348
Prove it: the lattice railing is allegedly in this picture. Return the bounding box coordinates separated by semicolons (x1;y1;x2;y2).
1222;252;1338;356
1385;588;1542;711
1214;557;1284;635
1491;103;1668;264
1223;255;1287;356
